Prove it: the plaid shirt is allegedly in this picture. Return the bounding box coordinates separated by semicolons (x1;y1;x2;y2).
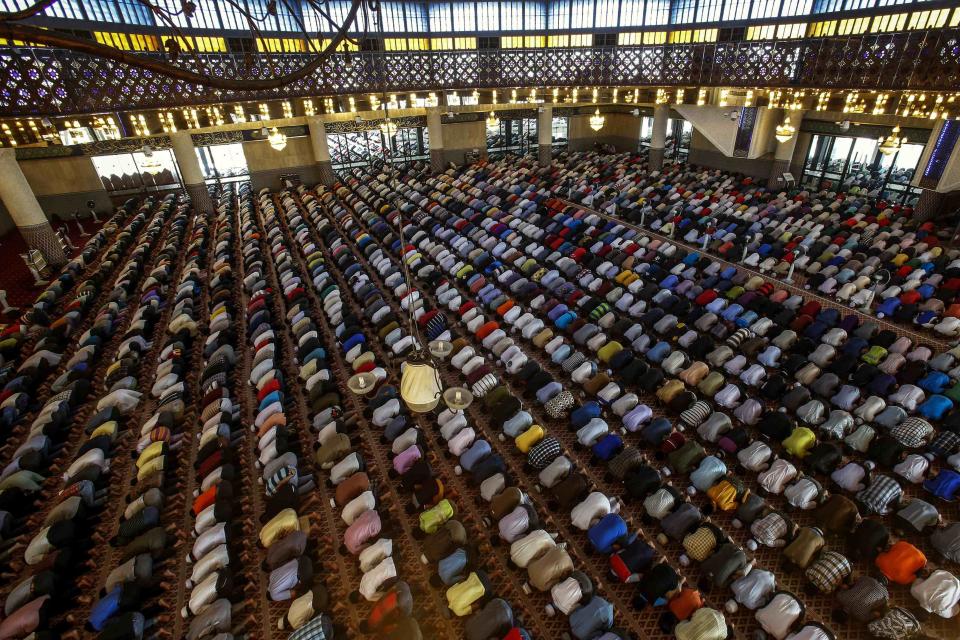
750;512;789;548
837;576;890;622
288;614;332;640
805;550;852;593
857;474;903;515
928;430;960;459
683;526;719;562
527;436;562;470
890;417;933;448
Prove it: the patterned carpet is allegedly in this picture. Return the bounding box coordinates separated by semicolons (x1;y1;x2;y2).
0;215;107;315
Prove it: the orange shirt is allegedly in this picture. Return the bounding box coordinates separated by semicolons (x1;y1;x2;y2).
475;321;500;340
192;485;218;516
876;541;926;585
669;587;703;621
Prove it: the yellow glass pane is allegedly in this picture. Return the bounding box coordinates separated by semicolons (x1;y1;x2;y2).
693;29;718;42
642;31;666;45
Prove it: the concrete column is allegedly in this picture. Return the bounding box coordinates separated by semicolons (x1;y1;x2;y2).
768;109;803;189
427;109;445;173
170;130;213;214
0;148;67;266
307;116;336;187
538;106;553;165
912;120;960;221
649;104;669;169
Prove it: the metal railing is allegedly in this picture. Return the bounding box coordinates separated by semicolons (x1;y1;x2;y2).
0;28;957;115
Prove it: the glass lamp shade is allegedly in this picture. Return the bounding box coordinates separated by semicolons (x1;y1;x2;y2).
589;108;605;131
774;116;795;143
400;359;442;412
347;372;378;395
268;127;287;151
428;339;453;360
443;386;473;411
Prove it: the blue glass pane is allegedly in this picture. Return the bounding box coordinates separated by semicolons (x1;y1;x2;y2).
87;0;121;22
117;0;156;25
526;1;547;29
549;0;572;29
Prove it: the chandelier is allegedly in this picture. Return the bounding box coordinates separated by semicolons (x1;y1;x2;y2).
878;125;906;155
267;127;287;151
589;108;605;132
486;111;500;128
380;117;398;138
775;116;796;143
139;145;161;172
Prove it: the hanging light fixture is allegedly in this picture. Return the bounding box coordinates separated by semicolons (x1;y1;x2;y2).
487;111;500;128
774;115;796;143
400;357;443;413
379;117;398;138
428;339;453;360
443;386;473;411
267;126;287;151
589;108;605;132
877;125;906;155
347;371;378;395
140;144;162;172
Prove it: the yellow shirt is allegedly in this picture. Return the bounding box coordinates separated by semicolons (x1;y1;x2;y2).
260;508;300;548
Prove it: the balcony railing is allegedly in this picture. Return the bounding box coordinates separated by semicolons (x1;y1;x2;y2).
1;28;957;116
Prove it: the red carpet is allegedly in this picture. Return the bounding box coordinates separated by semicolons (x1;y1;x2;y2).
0;216;107;315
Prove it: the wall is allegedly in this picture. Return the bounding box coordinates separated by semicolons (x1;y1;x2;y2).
687;130;775;178
242;135;319;190
748;107;780;160
789;131;813;179
440;120;487;166
673;105;739;156
18;155;112;221
568;113;640;153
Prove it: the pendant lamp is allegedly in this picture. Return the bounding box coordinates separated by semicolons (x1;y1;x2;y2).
443;386;473;411
347;371;378;395
400;357;442;413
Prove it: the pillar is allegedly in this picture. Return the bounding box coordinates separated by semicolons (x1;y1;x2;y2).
912;119;960;222
538;106;553;165
307;116;336;187
427;109;445;173
0;148;67;266
170;130;213;214
768;109;803;189
649;104;669;169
